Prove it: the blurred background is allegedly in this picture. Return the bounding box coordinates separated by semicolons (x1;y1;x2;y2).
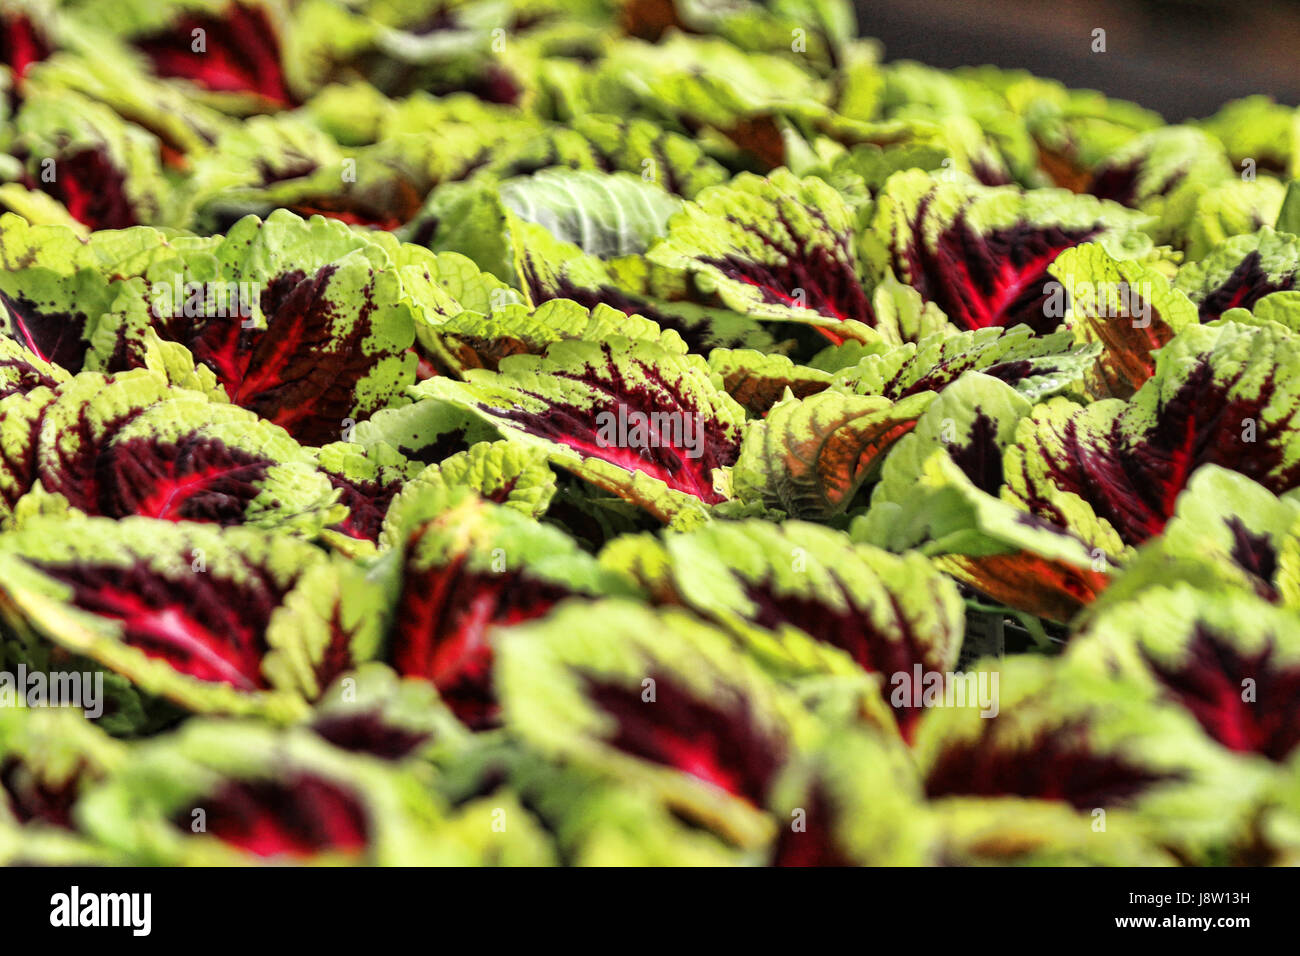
855;0;1300;119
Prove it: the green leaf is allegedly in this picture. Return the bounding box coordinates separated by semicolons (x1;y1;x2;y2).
730;387;936;519
500;168;682;259
418;336;746;523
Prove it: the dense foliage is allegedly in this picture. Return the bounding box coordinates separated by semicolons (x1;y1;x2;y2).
1;0;1299;866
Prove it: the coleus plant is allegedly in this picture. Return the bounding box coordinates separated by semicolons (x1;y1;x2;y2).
1;0;1299;868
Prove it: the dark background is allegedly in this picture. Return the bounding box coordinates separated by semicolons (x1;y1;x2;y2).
854;0;1300;120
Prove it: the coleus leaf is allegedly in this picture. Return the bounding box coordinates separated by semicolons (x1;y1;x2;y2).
293;0;528;105
185;113;433;232
419;336;747;524
75;722;470;865
316;438;422;545
0;215;173;374
1198;95;1300;179
913;655;1267;863
566;113;731;199
11;369;343;534
509;219;777;353
930;798;1176;866
383;490;638;730
23;39;234;169
435;787;559;867
0;595;155;738
182;114;361;229
1158;176;1287;261
380;243;523;325
0;335;69;399
259;555;387;703
821;113;1017;191
1071;585;1300;764
134;326;228;400
0;212;210;279
498;168;682;259
1003;321;1300;557
707;349;833;416
381;440;558;547
497;597;816;848
768;729;933;865
10;369;173;518
1002;77;1163;189
647;169;876;340
468;121;643;184
831;323;1101;405
857;372;1112;623
0;706;123;832
308;662;467;765
401;177;520;285
855;271;950;346
0;514;372;719
871;168;1152;334
419;298;676;378
1048;243;1197;399
1221;292;1300;335
376;241;524;373
139;210;417;444
348;396;496;468
99;0;296;108
0;4;53;83
1076;466;1300;620
0;270;123;374
605;519;963;737
626;0;854;74
729;387;937;519
1085;126;1233;211
868;62;1040;182
8;87;171;229
435;737;743;866
0;384;56;521
591;34;828;169
1174;226;1300;322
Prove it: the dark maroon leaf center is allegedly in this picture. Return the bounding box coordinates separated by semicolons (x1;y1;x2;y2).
147;264;394;445
134;5;294;106
31;149;137;231
0;757;81;829
701;210;872;329
770;782;854;866
326;472;406;542
0;12;51;80
1195;250;1296;322
173;774;369;857
924;717;1178;810
0;292;85;376
581;670;784;804
1142;626;1300;762
1088;158;1186;209
947;411;1005;494
311;711;431;761
491;345;739;503
89;435;274;524
392;554;570;729
31;558;292;690
900;194;1099;333
1030;359;1300;544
